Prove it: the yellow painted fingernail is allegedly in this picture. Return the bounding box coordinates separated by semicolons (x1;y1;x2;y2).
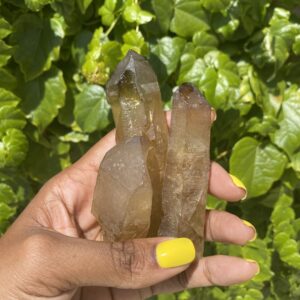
229;174;247;200
156;238;196;268
245;259;260;275
243;220;257;242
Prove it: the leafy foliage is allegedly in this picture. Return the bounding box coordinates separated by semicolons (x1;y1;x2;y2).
0;0;300;299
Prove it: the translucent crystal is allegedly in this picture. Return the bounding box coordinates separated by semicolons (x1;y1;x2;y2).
92;137;152;241
159;83;212;256
92;50;168;239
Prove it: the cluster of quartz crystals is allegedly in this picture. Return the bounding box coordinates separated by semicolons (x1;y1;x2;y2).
92;50;212;256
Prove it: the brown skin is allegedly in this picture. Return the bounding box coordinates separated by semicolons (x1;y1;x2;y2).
0;113;258;300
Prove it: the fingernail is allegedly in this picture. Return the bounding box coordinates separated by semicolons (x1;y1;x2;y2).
156;238;196;268
229;174;247;200
245;259;260;275
211;108;217;121
242;220;257;242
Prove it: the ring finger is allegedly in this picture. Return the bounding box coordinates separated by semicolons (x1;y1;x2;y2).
204;210;256;244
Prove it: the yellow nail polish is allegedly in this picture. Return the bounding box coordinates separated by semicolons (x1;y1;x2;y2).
245;259;260;275
229;174;247;200
156;238;196;268
242;220;257;242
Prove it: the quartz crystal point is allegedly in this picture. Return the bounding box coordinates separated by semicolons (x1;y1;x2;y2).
92;137;153;241
159;83;212;257
92;50;168;240
105;50;169;236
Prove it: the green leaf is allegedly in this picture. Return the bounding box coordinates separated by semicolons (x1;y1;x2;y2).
272;85;300;157
177;49;242;109
0;106;25;135
123;3;154;25
291;152;300;178
206;194;226;210
214;16;240;40
122;29;147;55
230;137;287;198
199;50;240;109
59;131;89;143
245;8;300;77
71;30;93;68
170;0;209;38
284;252;300;269
74;85;110;133
0;40;13;67
19;67;66;132
0;183;17;226
192;31;219;57
98;0;117;26
82;27;122;85
152;37;186;75
24;0;54;11
57;86;75;127
0;88;21;107
102;41;122;71
51;0;82;35
0;89;26;135
0;128;28;168
152;0;174;33
235;61;263;115
233;0;270;35
247;115;278;136
76;0;93;14
200;0;231;12
0;202;16;224
0;183;16;205
157;294;176;300
82;27;109;85
0;17;12;39
293;35;300;55
272;208;295;228
0;68;17;90
242;240;274;282
11;14;65;80
274;232;290;249
245;289;264;300
177;53;206;85
271;190;300;269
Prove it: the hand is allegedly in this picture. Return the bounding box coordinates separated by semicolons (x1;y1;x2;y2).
0;112;258;300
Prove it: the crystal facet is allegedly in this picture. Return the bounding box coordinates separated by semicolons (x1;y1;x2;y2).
92;50;168;240
92;137;152;241
158;83;212;257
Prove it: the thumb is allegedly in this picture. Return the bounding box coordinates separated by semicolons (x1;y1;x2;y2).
44;232;196;289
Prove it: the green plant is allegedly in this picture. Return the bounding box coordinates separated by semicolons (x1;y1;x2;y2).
1;0;300;298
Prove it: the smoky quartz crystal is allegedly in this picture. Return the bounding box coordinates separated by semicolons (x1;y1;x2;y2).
92;51;212;256
92;50;168;240
158;83;212;256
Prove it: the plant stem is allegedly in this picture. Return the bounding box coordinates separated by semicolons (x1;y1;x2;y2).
104;15;121;37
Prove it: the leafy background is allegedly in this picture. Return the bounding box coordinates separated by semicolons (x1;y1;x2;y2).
0;0;300;299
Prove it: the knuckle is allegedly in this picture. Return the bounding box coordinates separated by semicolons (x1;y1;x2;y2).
110;240;147;288
205;210;216;241
203;258;216;286
176;271;189;289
